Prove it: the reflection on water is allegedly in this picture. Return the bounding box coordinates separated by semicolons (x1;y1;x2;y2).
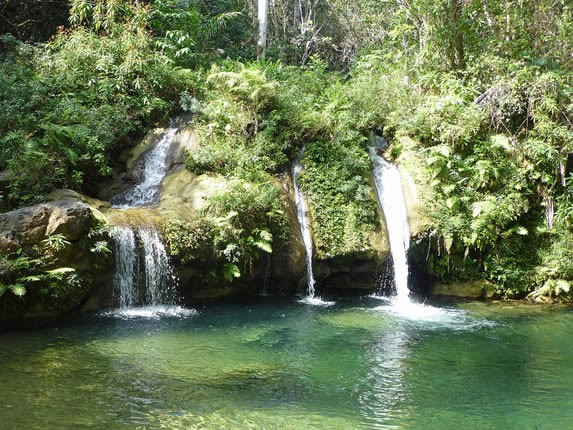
1;297;573;429
359;325;410;428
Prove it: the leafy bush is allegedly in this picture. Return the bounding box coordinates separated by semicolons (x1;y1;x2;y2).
164;179;287;282
298;140;379;259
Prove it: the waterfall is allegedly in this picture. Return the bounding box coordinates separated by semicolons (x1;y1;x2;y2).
291;148;334;306
112;226;138;308
369;136;411;305
111;125;178;208
139;228;172;305
292;147;316;298
111;225;174;308
109;122;179;311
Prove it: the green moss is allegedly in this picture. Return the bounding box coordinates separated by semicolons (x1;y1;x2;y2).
299;140;379;259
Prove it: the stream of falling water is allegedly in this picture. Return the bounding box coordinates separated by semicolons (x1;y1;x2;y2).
111;225;175;309
112;226;138;308
369;136;411;305
369;136;455;320
291;147;333;306
111;125;178;208
108;124;180;315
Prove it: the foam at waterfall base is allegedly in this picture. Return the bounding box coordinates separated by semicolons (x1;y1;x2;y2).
370;295;496;330
298;296;335;307
101;305;198;320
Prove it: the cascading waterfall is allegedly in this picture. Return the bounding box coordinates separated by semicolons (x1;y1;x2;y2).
111;125;178;208
111;225;174;308
369;136;412;305
139;228;172;305
292;147;317;299
109;124;179;312
112;226;138;308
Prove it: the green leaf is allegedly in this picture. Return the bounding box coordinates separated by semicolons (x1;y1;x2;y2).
253;240;272;253
9;284;26;297
259;229;273;242
46;267;76;275
516;226;528;235
222;263;241;282
18;275;43;283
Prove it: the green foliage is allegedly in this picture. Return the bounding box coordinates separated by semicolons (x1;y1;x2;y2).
185;59;382;261
0;240;80;303
298;140;378;259
150;0;242;67
0;4;184;207
164;179;287;282
0;283;26;298
42;234;71;253
185;63;289;177
90;241;112;255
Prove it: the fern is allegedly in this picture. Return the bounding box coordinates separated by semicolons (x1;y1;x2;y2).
222;263;241;282
46;267;76;276
42;234;71;253
0;283;26;297
9;284;26;297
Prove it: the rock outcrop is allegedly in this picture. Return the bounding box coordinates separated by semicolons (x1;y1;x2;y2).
0;191;112;319
432;279;496;299
392;136;434;237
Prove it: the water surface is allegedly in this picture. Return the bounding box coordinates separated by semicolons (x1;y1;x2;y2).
1;297;573;429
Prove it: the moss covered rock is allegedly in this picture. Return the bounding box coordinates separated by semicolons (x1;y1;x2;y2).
432;279;496;299
392;135;434;237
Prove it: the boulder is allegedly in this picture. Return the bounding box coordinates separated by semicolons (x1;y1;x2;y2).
0;192;113;320
166;116;198;174
0;197;105;250
159;170;228;219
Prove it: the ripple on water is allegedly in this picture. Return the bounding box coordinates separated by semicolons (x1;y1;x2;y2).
99;305;198;320
373;298;497;331
298;296;335;307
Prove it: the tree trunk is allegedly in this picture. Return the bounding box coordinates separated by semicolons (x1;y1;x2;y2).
448;0;465;70
257;0;269;59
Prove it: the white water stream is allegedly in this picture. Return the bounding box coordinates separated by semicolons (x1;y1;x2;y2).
112;226;138;308
111;225;174;308
369;136;462;320
291;147;333;306
292;148;316;298
369;136;411;305
111;125;178;208
109;124;179;312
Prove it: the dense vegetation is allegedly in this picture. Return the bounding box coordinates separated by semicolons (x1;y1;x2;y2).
1;0;573;300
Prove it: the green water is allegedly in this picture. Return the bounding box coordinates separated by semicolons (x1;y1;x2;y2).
1;297;573;429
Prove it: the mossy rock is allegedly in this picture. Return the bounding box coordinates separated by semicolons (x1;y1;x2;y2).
159;170;229;220
391;135;435;236
0;192;113;320
432;279;496;299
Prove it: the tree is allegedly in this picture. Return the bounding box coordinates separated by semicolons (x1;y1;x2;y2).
257;0;268;59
